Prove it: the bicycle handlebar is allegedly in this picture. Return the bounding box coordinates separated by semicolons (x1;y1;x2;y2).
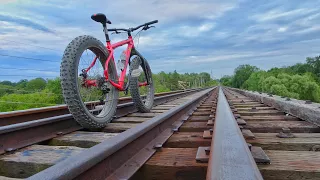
108;20;158;33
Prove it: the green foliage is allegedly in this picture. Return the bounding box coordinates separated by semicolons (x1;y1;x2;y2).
242;71;267;91
0;92;58;112
225;55;320;102
0;71;218;112
26;78;47;91
220;75;233;86
232;64;259;88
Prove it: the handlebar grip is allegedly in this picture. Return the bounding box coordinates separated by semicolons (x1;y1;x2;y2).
145;20;158;26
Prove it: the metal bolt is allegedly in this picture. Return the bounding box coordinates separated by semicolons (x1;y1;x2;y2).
305;100;312;104
5;148;15;152
286;97;291;101
172;128;179;132
153;144;162;150
282;128;291;133
209;128;213;135
205;147;211;155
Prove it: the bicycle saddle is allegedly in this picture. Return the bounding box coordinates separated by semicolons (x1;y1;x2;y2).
91;13;111;24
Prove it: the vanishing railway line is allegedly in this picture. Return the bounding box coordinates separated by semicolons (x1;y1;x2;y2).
0;87;320;180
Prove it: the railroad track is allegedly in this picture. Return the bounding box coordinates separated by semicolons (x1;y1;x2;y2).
1;86;320;180
0;88;207;179
0;89;198;126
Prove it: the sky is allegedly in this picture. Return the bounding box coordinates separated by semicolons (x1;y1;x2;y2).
0;0;320;81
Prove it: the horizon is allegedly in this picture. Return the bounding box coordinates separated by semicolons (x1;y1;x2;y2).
0;0;320;81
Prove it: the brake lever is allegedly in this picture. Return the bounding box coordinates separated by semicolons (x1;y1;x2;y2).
143;25;155;31
111;30;122;35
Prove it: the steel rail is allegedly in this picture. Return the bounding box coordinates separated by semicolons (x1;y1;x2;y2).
0;89;196;126
206;87;263;180
0;88;203;155
28;88;215;180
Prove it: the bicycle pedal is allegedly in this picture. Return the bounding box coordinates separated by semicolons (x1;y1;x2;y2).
131;69;143;77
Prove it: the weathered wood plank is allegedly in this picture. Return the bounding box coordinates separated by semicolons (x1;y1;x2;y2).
233;102;263;105
247;133;320;151
180;122;210;132
152;107;172;110
259;150;320;180
230;100;256;103
150;109;168;113
112;117;150;123
48;131;118;148
127;112;162;118
0;145;83;178
233;104;266;108
192;112;211;116
241;115;300;121
103;123;137;133
188;116;211;122
237;107;275;111
198;105;213;108
238;110;284;116
131;148;207;180
133;148;320;180
165;132;211;148
195;109;212;112
245;121;320;133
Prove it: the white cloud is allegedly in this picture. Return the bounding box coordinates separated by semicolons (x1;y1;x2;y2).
107;0;238;23
252;8;318;22
278;27;287;32
198;23;215;32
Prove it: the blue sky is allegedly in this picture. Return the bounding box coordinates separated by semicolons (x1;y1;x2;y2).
0;0;320;81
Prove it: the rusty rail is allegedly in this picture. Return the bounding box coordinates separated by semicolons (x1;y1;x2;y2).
27;88;215;180
0;89;198;126
0;88;203;155
206;87;263;179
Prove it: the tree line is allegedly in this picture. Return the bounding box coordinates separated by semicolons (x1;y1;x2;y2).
220;55;320;102
0;71;217;112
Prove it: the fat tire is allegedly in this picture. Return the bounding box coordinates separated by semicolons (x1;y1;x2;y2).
129;57;154;112
60;35;118;130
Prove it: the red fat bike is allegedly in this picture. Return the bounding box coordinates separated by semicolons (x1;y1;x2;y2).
60;13;158;129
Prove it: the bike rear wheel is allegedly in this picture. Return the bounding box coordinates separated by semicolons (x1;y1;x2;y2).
60;35;118;130
129;56;154;112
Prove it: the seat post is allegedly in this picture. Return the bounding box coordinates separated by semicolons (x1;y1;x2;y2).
102;24;110;42
91;13;111;42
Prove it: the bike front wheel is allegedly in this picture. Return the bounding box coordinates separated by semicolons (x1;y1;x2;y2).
60;35;118;130
129;57;154;112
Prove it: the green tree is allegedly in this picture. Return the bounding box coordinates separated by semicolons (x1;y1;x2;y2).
232;65;259;88
26;78;47;91
220;75;233;86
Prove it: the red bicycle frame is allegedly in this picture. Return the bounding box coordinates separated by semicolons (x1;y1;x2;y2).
84;35;147;91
